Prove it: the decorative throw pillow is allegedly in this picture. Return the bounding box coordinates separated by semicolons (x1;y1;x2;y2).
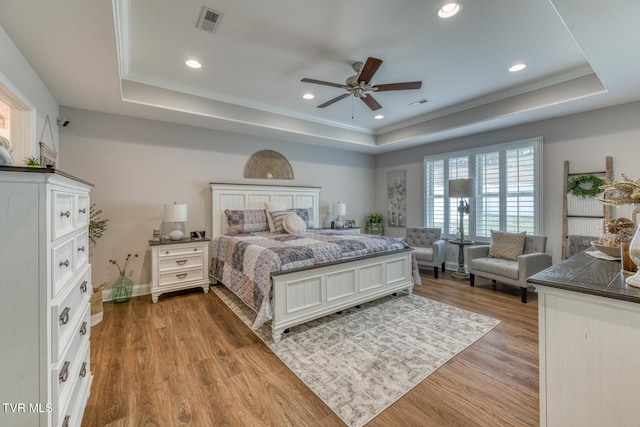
224;209;269;234
282;213;307;235
289;207;315;229
489;230;527;260
265;202;286;232
269;209;291;233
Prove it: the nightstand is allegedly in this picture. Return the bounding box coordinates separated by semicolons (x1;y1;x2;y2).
149;238;210;303
320;227;361;235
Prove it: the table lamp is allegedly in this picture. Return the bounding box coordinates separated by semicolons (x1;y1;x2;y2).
449;179;474;241
164;202;187;240
333;202;347;228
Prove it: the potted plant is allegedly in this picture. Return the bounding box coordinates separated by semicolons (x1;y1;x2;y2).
365;213;384;235
24;156;40;167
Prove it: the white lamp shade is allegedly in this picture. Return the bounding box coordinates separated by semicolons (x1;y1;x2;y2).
332;202;347;216
164;203;187;222
449;179;474;198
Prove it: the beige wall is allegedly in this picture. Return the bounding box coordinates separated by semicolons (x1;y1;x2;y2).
375;100;640;264
59;107;376;288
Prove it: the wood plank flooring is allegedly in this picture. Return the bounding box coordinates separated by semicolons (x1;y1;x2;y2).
82;272;538;426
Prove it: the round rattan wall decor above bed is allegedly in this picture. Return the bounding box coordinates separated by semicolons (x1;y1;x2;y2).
244;150;294;179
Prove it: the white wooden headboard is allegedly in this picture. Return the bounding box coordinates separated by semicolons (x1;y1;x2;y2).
210;183;321;236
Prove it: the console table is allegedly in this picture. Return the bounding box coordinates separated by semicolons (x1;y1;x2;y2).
528;251;640;427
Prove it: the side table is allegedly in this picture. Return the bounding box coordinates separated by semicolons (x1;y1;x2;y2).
448;239;475;279
149;238;210;303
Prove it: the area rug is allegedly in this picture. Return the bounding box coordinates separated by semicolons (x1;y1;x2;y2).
212;286;500;427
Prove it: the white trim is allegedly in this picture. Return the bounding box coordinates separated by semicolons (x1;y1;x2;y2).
102;282;151;301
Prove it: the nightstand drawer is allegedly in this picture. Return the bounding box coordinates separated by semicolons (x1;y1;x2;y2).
158;267;204;287
158;254;203;272
157;244;204;258
51;265;91;362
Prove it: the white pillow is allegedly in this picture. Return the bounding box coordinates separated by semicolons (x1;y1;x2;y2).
265;201;286;232
282;213;307;235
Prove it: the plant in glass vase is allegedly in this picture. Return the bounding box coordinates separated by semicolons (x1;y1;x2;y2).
365;212;384;235
599;174;640;287
109;253;138;303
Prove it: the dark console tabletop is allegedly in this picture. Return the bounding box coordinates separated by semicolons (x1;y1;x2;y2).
528;250;640;304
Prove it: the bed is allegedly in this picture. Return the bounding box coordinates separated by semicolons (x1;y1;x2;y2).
209;183;421;342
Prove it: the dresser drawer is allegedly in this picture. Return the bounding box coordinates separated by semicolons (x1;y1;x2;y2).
52;238;76;296
51;265;91;362
52;191;76;240
75;231;89;268
158;267;204;287
158;253;203;272
57;339;91;427
51;304;90;420
157;243;204;258
76;195;90;229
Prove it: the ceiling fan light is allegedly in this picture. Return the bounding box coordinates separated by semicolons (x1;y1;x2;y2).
438;3;462;18
302;93;315;100
509;63;527;72
185;59;202;69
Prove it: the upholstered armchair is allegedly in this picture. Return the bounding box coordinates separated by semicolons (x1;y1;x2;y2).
466;233;552;303
405;227;446;278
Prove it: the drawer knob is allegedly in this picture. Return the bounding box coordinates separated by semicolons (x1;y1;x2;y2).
79;321;87;336
60;210;71;218
79;362;87;378
78;245;86;253
176;273;188;279
59;307;70;325
176;259;187;265
62;415;70;427
79;208;86;214
59;361;70;383
80;280;88;293
59;259;69;268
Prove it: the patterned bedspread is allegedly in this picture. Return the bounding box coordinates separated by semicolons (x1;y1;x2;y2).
209;230;421;328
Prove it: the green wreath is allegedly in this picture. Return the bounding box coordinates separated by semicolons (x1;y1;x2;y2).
567;174;605;197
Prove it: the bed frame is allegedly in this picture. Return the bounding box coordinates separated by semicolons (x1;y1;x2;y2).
210;183;415;343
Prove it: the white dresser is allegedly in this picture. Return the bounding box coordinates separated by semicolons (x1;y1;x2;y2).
150;238;210;303
0;168;93;427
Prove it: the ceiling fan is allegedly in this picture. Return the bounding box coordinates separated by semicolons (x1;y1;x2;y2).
301;57;422;111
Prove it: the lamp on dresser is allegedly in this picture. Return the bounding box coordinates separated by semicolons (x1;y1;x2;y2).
164;202;187;240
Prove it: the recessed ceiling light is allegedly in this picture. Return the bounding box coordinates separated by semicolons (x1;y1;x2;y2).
374;114;384;120
302;93;314;100
509;63;527;72
438;3;462;18
185;59;202;69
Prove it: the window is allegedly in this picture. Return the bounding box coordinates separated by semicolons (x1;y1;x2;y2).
0;72;35;166
424;137;542;241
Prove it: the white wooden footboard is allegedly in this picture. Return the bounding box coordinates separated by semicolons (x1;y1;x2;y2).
271;250;415;343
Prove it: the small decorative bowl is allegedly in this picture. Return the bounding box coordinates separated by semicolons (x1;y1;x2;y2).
590;241;621;258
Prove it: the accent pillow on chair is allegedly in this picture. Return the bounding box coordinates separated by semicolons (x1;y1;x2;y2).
489;230;527;260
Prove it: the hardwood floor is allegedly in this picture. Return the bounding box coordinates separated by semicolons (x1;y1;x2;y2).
82;272;538;426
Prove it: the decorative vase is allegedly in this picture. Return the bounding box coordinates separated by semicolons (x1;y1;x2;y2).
625;226;640;288
111;272;133;303
368;222;383;235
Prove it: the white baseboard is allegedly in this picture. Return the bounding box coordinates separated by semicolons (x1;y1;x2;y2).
102;283;151;302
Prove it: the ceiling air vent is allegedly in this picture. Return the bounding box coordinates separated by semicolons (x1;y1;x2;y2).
409;98;429;107
196;6;223;33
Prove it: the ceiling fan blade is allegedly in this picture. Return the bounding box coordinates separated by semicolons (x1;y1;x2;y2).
317;93;351;108
373;81;423;91
358;57;383;85
361;94;382;111
301;78;347;89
